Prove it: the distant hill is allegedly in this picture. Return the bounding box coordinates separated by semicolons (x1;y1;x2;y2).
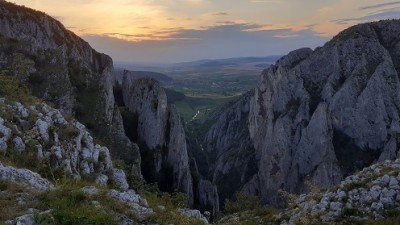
115;56;280;73
173;56;281;69
114;68;173;85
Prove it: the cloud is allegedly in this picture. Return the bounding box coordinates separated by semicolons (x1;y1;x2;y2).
273;34;299;38
82;23;328;63
211;12;229;16
332;9;400;25
250;0;281;3
359;1;400;10
185;0;204;5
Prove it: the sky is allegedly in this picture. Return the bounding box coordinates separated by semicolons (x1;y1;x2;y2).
10;0;400;63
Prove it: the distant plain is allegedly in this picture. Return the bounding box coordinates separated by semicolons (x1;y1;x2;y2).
116;56;279;121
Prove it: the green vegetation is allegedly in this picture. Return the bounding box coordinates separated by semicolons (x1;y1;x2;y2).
224;192;261;214
172;95;239;121
0;71;38;104
214;192;281;225
39;183;118;225
145;191;204;225
0;181;42;221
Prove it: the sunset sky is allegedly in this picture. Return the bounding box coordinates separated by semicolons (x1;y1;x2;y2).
11;0;400;63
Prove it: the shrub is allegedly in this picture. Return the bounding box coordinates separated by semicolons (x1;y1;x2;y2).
34;213;55;225
57;124;80;140
0;72;37;104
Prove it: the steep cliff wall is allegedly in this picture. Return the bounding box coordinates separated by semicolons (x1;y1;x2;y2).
0;1;140;173
122;76;194;203
204;19;400;206
248;20;400;205
203;92;257;204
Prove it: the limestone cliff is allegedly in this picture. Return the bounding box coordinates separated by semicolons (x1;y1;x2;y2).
203;92;257;204
0;1;140;173
204;19;400;206
122;76;194;203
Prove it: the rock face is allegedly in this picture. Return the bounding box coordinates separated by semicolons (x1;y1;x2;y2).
249;20;400;205
203;92;257;205
196;180;220;216
122;76;193;203
0;1;140;173
204;20;400;206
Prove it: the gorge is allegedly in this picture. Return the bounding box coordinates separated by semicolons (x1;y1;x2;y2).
1;1;400;224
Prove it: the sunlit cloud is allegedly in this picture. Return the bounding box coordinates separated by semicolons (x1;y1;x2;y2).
273;34;299;39
359;1;400;10
331;9;400;25
9;0;400;62
211;12;229;16
250;0;282;3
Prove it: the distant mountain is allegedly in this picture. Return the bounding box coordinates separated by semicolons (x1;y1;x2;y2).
115;56;279;74
173;56;281;69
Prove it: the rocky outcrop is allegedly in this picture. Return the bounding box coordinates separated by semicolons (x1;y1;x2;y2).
0;163;54;192
177;208;209;225
0;1;140;174
0;99;130;190
122;76;193;203
281;159;400;224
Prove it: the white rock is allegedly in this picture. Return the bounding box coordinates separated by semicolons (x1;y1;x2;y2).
0;163;54;192
15;214;34;225
80;148;92;160
329;202;343;215
0;118;12;152
51;146;63;159
110;168;129;191
370;202;383;212
109;189;140;204
36;143;44;159
381;188;396;198
389;177;399;189
15;102;29;118
95;174;109;186
369;185;382;201
35;119;50;141
13;137;25;153
80;161;91;175
375;175;390;186
80;186;100;195
108;189;153;220
177;208;209;225
337;190;347;201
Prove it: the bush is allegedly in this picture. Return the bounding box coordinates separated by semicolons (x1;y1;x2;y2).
0;72;37;104
57;124;80;140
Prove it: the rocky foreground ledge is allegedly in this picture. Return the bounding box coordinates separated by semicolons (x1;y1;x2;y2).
0;98;209;225
280;159;400;224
